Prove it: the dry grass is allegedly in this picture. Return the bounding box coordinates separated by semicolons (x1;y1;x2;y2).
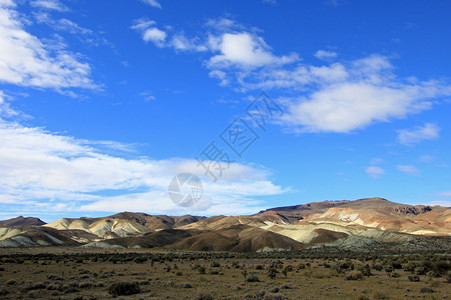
0;247;449;299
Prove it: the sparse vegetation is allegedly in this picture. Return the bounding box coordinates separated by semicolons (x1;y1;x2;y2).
108;281;141;296
0;248;449;299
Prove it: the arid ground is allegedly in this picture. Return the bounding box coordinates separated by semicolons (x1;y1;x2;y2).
0;247;449;299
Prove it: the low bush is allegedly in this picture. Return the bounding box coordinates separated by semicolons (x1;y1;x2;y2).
419;286;434;293
195;292;214;300
246;275;260;282
346;270;363;280
408;275;420;282
107;281;141;296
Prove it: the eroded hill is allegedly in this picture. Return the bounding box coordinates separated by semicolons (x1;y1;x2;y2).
1;198;450;252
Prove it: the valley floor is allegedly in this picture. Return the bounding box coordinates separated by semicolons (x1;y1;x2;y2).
0;247;450;299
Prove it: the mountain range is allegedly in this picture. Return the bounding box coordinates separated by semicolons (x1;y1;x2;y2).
1;198;450;252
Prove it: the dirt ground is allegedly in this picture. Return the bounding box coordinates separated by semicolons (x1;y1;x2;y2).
0;247;449;299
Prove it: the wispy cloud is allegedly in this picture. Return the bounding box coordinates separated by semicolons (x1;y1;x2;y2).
133;17;451;134
30;0;68;12
0;91;23;120
435;191;451;198
35;13;91;35
314;49;337;60
365;166;385;178
397;123;440;145
209;70;229;86
0;121;285;216
139;90;156;101
0;3;96;90
33;11;111;48
370;157;383;165
397;164;420;176
141;0;162;9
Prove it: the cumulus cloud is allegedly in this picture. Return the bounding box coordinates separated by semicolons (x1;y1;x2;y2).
365;166;385;178
0;122;284;215
141;0;161;9
132;18;451;133
280;56;451;133
397;123;440;145
133;17;297;68
0;3;96;90
208;32;298;68
143;28;167;45
131;19;167;47
397;164;420;176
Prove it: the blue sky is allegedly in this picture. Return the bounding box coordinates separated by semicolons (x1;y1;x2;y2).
0;0;450;222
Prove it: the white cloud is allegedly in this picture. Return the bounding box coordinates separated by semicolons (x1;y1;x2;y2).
141;0;161;9
370;157;383;165
30;0;68;12
422;200;451;207
0;121;284;215
205;18;239;31
139;90;155;101
397;123;440;145
131;19;167;47
170;34;207;52
131;18;156;31
397;164;420;176
133;18;297;68
419;155;435;163
280;56;451;133
0;91;20;119
0;0;14;6
435;191;451;198
365;166;385;178
208;32;298;68
0;3;96;90
132;18;451;134
314;49;337;60
143;27;167;46
50;18;92;35
209;70;229;86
